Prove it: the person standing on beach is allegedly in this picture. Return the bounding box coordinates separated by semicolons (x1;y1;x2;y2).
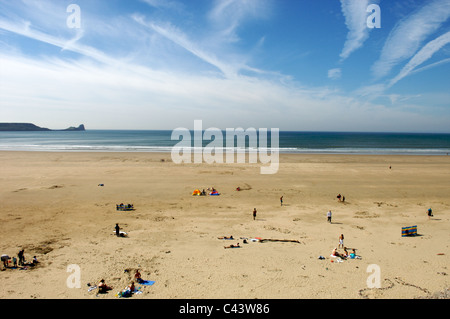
115;223;120;237
18;249;24;266
253;208;257;220
280;196;283;206
338;234;344;248
427;208;433;219
327;210;332;223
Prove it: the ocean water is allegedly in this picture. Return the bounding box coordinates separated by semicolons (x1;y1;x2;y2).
0;130;450;155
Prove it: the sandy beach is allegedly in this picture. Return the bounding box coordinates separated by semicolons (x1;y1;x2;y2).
0;151;449;299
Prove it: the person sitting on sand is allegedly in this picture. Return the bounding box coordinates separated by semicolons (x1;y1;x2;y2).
349;249;362;259
134;269;144;283
129;281;135;293
98;279;112;293
1;254;10;268
349;249;356;259
342;247;349;257
331;248;338;257
224;243;240;249
135;269;141;280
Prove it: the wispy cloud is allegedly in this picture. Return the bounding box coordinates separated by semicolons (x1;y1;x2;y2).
132;15;238;78
409;57;450;76
328;68;342;80
0;18;116;67
140;0;181;10
339;0;371;61
388;31;450;88
371;0;450;79
208;0;271;43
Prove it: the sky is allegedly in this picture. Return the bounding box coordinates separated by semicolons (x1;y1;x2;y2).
0;0;450;132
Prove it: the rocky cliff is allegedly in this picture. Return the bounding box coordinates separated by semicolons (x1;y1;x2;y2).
0;123;86;131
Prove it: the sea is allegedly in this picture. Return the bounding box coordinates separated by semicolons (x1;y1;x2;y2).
0;130;450;155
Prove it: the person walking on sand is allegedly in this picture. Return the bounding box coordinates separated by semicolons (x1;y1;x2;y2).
253;208;257;220
427;208;433;220
338;234;344;248
280;196;283;206
327;210;332;223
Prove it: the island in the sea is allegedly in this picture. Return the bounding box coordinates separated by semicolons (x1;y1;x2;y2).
0;123;85;131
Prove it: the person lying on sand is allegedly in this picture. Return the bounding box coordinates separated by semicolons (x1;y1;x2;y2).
331;248;346;259
218;236;234;240
224;243;240;249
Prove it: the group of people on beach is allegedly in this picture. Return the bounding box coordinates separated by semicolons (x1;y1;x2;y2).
97;269;144;297
1;249;39;270
116;203;134;211
330;234;360;260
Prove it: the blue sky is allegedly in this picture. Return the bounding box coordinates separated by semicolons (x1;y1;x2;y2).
1;0;450;132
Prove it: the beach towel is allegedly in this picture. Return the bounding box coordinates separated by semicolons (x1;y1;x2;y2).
138;279;155;286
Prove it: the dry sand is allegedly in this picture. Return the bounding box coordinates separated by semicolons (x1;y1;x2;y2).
0;151;449;299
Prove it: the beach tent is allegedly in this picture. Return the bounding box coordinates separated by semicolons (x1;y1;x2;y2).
209;190;220;196
192;189;201;196
402;225;417;237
